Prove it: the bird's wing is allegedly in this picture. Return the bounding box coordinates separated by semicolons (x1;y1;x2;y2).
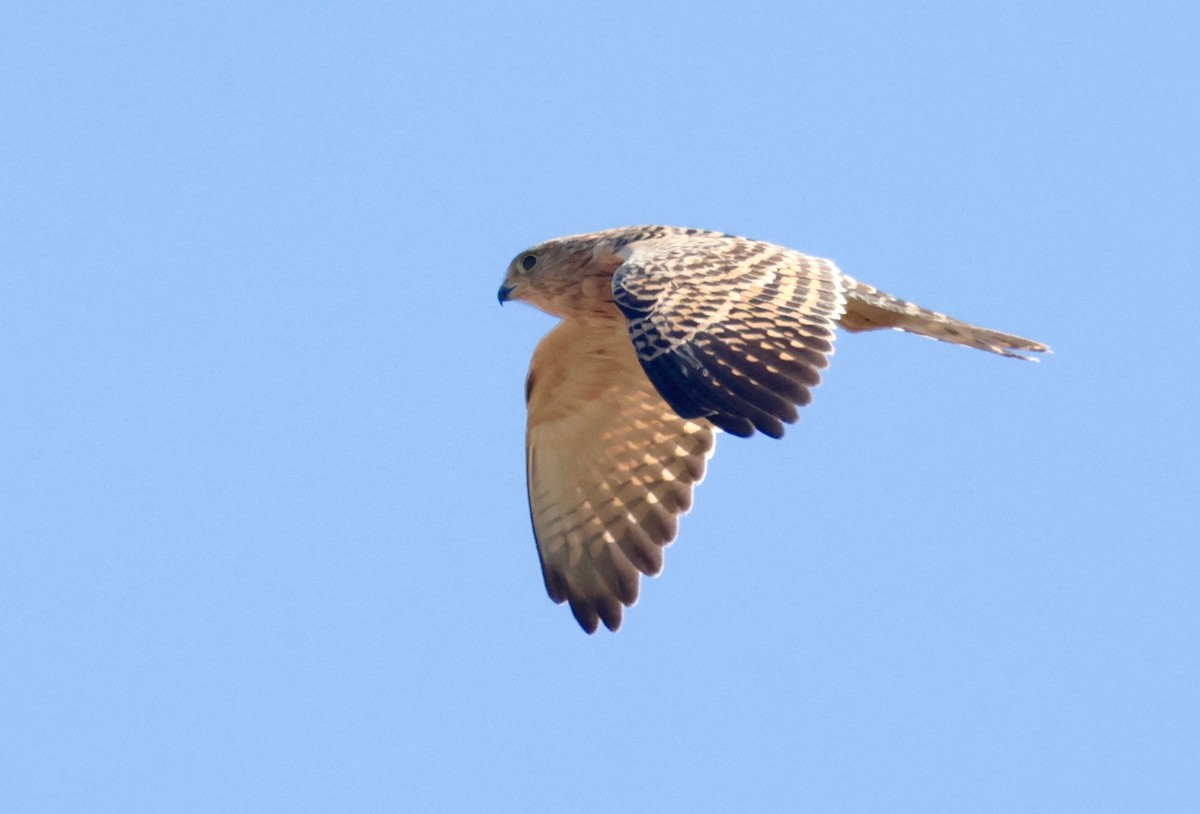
525;319;715;633
612;234;847;438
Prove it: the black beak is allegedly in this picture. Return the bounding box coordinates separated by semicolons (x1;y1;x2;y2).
497;283;514;304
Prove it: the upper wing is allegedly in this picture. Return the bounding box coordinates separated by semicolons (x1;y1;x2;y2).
525;319;715;633
612;234;847;438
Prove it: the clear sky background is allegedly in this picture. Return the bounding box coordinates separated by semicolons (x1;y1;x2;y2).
3;2;1198;812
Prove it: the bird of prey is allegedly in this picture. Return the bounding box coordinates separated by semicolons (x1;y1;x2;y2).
498;225;1048;633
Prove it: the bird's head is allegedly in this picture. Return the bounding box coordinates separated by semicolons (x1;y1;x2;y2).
498;231;625;318
496;243;546;306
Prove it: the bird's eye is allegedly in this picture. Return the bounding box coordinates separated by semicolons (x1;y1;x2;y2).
521;254;537;271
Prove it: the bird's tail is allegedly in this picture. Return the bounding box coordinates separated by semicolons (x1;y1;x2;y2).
837;276;1050;360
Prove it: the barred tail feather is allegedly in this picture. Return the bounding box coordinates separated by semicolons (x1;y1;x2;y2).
838;276;1050;360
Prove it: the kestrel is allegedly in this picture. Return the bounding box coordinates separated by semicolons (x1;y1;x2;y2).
498;225;1048;633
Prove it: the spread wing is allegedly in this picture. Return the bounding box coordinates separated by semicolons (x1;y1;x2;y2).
611;234;848;438
525;319;715;633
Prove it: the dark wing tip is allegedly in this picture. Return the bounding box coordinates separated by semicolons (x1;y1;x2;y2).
569;598;600;634
542;567;569;604
568;595;624;634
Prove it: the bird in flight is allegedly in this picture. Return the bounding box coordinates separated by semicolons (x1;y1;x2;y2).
498;225;1049;633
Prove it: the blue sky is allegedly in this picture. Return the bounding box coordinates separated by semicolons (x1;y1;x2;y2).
3;2;1198;811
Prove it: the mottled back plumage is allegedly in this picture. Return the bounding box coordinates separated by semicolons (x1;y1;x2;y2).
499;225;1049;633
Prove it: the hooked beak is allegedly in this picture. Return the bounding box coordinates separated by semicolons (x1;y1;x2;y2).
497;282;515;304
